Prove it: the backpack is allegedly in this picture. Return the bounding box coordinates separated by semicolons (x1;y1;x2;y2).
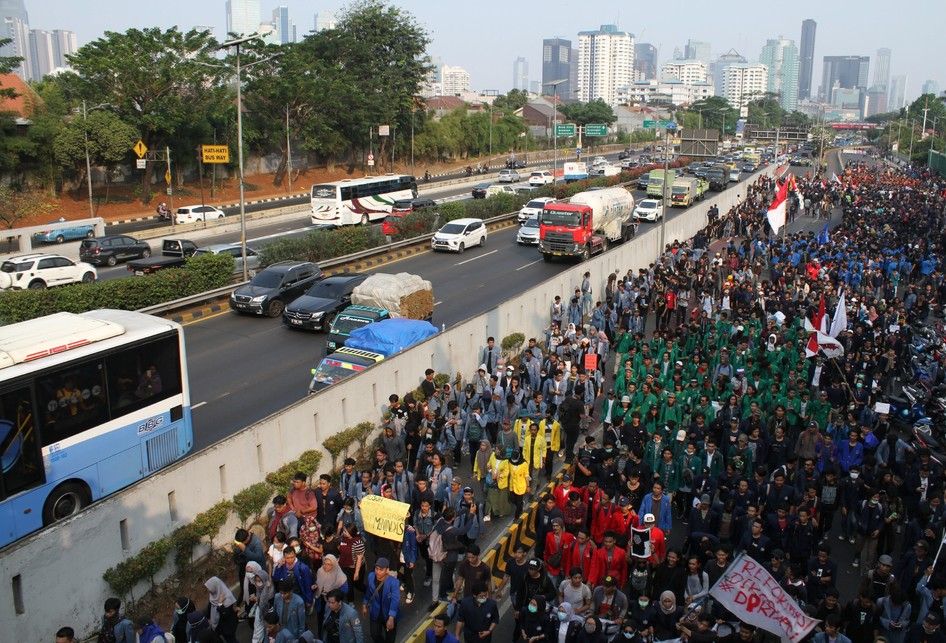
428;526;447;562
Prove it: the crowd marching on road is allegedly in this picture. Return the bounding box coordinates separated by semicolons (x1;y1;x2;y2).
76;156;946;643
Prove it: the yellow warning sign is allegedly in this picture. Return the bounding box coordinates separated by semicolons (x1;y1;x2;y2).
201;145;230;164
164;168;172;185
133;140;148;159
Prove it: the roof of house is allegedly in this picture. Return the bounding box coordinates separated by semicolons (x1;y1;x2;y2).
0;73;42;119
424;95;466;111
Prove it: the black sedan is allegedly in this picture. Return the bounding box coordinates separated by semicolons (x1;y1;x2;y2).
79;235;152;266
283;273;368;331
471;182;492;199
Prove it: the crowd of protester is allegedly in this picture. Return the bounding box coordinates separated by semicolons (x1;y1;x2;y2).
82;156;946;643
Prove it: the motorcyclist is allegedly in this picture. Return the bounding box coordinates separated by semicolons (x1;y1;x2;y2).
156;202;170;221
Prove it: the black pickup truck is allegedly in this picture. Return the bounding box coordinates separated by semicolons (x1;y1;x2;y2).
127;238;198;275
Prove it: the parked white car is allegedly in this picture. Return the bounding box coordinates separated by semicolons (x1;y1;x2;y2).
528;171;554;186
0;253;97;290
431;218;487;253
517;196;556;223
175;205;226;224
484;184;517;198
633;199;664;222
516;216;540;245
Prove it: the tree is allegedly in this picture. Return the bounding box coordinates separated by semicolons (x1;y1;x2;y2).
60;27;229;202
679;96;737;135
0;37;21;99
493;89;528;113
53;109;138;204
559;99;617;127
0;185;54;228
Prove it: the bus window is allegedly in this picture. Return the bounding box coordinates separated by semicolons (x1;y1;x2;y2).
311;185;336;199
106;335;182;415
37;361;108;446
0;387;43;499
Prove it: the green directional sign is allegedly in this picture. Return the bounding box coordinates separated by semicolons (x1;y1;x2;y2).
643;119;675;129
554;123;576;137
584;124;608;137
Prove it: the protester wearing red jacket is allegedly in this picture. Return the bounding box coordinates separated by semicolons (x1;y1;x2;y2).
588;531;628;587
553;475;576;511
641;513;667;565
543;519;575;580
564;528;597;579
590;494;617;544
607;499;639;548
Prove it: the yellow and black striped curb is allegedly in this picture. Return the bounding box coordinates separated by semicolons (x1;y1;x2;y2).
168;300;229;324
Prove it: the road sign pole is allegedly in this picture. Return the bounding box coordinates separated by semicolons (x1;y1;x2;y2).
166;146;174;221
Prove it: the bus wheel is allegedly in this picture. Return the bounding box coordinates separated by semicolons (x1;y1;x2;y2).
360;214;369;225
43;481;91;525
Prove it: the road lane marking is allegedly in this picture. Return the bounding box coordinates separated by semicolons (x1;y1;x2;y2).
456;249;498;266
192;401;207;409
182;308;231;326
434;301;442;306
515;259;542;271
248;225;319;243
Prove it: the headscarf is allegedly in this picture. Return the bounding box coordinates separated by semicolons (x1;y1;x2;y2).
315;554;348;595
205;575;236;608
243;561;274;609
659;590;678;614
557;601;584;623
475;438;492;478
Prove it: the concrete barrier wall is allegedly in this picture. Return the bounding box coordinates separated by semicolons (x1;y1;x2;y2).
0;166;780;641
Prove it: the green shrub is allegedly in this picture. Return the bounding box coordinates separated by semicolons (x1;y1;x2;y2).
233;482;274;523
0;252;234;324
259;226;385;267
501;333;525;357
193;501;232;539
391;210;440;241
103;537;173;596
265;449;324;488
170;524;201;571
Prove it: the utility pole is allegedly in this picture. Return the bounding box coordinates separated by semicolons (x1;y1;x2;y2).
922;96;930;135
909;119;916;160
165;146;174;215
659;122;676;253
286;105;292;193
82;100;94;218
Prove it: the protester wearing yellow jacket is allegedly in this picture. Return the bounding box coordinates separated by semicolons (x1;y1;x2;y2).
507;451;530;516
522;422;548;478
483;446;511;519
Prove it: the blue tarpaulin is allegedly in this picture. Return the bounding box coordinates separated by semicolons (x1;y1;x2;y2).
345;318;438;357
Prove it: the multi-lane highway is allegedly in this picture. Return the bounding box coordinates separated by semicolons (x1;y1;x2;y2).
184;162;764;449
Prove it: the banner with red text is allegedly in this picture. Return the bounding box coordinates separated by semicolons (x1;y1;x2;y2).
709;553;818;643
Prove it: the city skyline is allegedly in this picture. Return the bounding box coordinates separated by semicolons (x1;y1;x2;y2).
11;0;946;105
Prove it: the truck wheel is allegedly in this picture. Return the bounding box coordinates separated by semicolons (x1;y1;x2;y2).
106;255;117;267
267;300;285;318
600;238;609;254
581;245;590;261
542;253;553;262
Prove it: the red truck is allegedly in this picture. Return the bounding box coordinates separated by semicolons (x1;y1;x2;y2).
538;187;637;261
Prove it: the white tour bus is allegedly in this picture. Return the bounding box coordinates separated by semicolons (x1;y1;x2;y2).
310;174;418;226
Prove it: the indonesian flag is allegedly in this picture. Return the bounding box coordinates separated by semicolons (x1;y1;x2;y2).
767;179;789;234
829;291;848;338
787;174;805;211
806;296;845;359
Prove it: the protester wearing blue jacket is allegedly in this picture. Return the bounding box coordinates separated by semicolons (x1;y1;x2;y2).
638;481;673;534
363;558;401;643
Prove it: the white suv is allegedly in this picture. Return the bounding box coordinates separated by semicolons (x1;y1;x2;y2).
431;218;487;253
0;253;97;290
175;205;226;224
528;171;554;186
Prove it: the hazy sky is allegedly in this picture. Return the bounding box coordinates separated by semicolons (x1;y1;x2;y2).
26;0;946;100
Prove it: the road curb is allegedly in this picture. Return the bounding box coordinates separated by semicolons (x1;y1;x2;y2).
169;301;229;324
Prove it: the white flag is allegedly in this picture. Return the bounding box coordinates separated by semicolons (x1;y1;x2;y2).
709;553;819;643
829;292;847;338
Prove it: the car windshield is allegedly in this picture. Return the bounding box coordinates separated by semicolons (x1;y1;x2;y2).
526;200;547;209
474;183;491;189
305;280;347;298
640;200;660;207
439;223;467;235
540;211;580;226
1;261;31;272
522;218;539;228
250;270;284;288
311;360;363;385
392;200;413;209
671;186;687;193
331;314;373;334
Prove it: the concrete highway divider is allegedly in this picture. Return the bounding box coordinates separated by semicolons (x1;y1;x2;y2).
0;164;782;642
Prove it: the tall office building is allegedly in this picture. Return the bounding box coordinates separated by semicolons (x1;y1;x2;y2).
873;48;891;92
1;16;30;79
271;6;292;44
313;11;336;31
441;65;470;96
541;38;573;99
922;80;940;96
576;24;634;106
28;29;53;80
820;55;870;101
634;43;657;80
888;74;907;110
722;63;768;110
660;60;707;84
759;37;799;111
684;39;711;63
513;57;529;91
711;49;747;96
225;0;261;37
798;19;816;100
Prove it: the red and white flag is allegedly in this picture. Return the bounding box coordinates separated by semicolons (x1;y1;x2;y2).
766;179;789;234
806;295;845;359
829;291;848;338
710;553;818;643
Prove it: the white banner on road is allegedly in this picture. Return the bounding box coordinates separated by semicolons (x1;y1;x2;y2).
709;553;818;643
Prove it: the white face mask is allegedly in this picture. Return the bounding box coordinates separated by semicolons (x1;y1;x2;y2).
850;471;860;480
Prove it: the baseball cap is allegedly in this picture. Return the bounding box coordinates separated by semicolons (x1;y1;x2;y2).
603;575;617;587
622;395;631;403
375;557;390;569
528;559;542;570
700;494;711;505
643;513;655;523
878;555;894;566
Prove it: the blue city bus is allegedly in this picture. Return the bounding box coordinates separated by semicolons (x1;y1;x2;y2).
0;309;192;548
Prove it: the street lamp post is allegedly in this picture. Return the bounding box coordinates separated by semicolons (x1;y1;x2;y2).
659;121;677;254
543;79;568;184
219;30;271;282
483;89;498;163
